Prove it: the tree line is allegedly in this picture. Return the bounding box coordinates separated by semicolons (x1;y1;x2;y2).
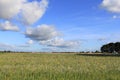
101;42;120;54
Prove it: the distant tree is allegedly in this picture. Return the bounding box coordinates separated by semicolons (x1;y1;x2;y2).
94;50;100;53
108;43;114;53
114;42;120;53
101;44;109;53
101;42;120;54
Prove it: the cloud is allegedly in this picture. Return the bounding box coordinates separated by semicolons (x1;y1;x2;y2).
17;40;33;47
25;24;60;41
0;21;19;31
0;43;15;50
21;0;48;25
101;0;120;13
0;0;48;25
40;38;80;48
0;0;26;19
112;15;120;19
27;40;33;44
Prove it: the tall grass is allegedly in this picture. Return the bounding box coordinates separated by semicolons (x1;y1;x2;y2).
0;53;120;80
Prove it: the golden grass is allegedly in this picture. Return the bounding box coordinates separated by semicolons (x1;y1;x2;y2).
0;53;119;80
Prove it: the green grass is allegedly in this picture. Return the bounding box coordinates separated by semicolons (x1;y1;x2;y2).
0;53;120;80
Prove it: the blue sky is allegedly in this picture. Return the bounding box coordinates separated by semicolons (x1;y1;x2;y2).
0;0;120;52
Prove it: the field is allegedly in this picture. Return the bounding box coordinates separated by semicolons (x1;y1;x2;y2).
0;53;120;80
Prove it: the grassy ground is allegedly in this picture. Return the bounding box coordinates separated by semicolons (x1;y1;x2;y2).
0;53;120;80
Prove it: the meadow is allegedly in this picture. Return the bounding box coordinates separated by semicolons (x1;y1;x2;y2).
0;53;120;80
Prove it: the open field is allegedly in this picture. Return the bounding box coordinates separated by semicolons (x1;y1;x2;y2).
0;53;120;80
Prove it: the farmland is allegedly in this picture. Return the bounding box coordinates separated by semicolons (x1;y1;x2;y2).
0;53;120;80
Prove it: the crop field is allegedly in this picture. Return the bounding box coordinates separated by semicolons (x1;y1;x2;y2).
0;53;120;80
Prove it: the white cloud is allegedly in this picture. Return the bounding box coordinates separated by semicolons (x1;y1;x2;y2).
112;15;120;19
40;38;80;48
0;0;26;19
0;21;19;31
27;40;33;44
25;24;60;41
21;0;48;25
0;43;15;50
17;40;33;47
0;0;48;25
101;0;120;13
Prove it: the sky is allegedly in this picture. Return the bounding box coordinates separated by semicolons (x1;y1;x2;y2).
0;0;120;52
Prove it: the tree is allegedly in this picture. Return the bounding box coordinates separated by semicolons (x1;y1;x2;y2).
101;42;120;54
114;42;120;53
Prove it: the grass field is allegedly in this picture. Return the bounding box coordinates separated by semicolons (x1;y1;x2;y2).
0;53;120;80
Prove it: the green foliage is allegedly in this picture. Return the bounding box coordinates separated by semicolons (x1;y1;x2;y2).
101;42;120;54
0;53;120;80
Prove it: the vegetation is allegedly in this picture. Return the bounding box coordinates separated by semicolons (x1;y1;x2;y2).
101;42;120;54
0;53;120;80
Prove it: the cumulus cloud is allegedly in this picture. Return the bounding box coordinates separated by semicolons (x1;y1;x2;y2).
0;0;48;25
27;40;33;44
25;24;60;41
18;40;33;47
0;0;26;19
40;38;80;48
101;0;120;13
21;0;48;25
0;21;19;31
